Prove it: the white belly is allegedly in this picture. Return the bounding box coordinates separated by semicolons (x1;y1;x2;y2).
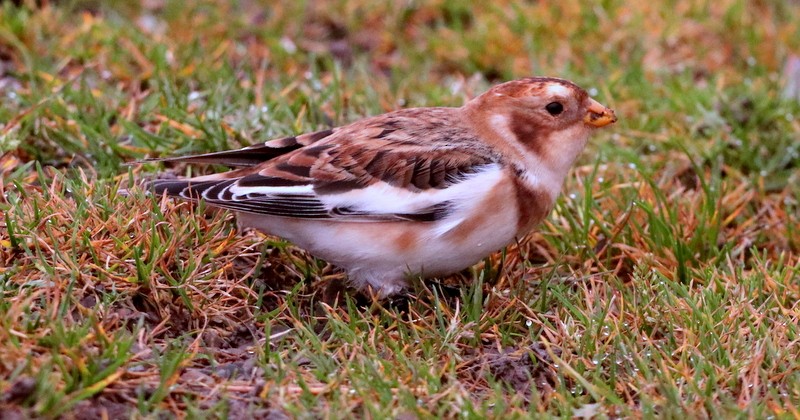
235;168;522;296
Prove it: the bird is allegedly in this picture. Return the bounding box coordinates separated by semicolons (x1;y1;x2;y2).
141;77;617;298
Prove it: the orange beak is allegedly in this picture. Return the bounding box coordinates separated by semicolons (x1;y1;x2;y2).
584;98;617;127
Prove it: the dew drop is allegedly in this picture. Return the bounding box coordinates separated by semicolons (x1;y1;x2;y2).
280;37;297;53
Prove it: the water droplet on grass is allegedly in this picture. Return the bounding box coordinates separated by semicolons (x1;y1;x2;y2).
280;37;297;53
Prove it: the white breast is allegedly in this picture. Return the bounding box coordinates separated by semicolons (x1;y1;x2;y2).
235;165;521;293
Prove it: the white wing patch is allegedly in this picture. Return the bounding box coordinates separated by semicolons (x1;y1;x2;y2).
228;184;315;197
153;164;505;223
320;163;503;219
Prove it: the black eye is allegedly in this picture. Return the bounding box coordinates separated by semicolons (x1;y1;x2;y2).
545;102;564;116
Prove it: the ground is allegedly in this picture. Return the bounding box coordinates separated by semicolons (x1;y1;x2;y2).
0;0;799;418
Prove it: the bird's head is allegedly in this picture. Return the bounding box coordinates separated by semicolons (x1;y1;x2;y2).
466;77;616;177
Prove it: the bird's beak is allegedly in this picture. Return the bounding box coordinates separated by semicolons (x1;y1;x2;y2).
584;98;617;127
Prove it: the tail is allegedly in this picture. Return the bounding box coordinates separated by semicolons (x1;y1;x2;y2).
143;175;239;201
129;128;335;168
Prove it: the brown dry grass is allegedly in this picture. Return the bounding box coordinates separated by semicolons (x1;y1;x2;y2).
1;0;799;417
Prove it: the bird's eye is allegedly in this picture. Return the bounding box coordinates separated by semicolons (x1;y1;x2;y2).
545;102;564;116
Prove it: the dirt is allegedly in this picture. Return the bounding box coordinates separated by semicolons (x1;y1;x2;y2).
483;343;559;396
0;406;29;420
69;398;132;419
1;377;36;405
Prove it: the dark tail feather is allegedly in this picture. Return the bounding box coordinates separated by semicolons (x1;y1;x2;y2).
148;179;194;197
145;178;232;200
133;143;301;167
129;128;336;168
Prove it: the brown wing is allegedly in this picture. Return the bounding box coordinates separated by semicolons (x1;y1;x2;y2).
249;107;500;194
146;107;501;221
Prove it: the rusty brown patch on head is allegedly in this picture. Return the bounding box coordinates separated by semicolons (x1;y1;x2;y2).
508;109;551;159
492;77;586;100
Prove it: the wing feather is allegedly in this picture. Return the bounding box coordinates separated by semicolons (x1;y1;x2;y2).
137;128;335;167
143;108;501;222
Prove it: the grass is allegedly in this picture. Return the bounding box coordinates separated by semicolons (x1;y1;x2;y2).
1;0;799;417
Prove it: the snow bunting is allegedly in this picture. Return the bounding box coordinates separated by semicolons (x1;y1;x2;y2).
143;77;616;297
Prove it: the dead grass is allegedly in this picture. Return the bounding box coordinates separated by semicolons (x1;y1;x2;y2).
1;0;799;417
